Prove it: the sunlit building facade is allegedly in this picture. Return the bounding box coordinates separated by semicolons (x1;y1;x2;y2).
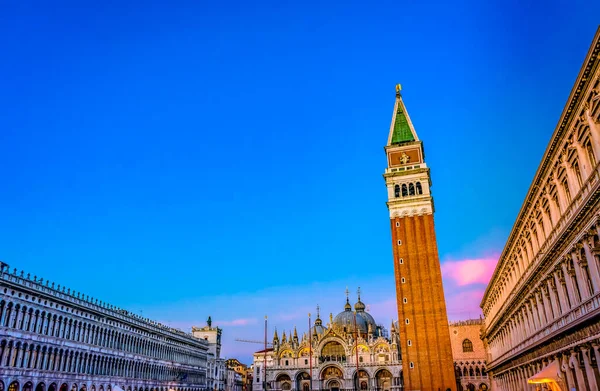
448;319;489;391
480;29;600;390
0;263;209;391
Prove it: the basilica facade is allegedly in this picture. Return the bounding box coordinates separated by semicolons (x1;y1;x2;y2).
252;294;401;391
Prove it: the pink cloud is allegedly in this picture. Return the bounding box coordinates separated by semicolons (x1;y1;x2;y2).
445;289;485;321
441;257;498;286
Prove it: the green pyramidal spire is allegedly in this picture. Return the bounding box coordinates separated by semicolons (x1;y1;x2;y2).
388;84;419;145
391;106;414;143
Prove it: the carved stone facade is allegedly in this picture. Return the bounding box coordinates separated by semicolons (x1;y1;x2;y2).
252;297;401;391
448;319;489;391
0;263;209;391
480;29;600;390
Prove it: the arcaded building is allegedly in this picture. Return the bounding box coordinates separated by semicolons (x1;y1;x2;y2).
252;295;401;391
448;319;488;391
383;85;456;391
0;263;209;391
480;29;600;390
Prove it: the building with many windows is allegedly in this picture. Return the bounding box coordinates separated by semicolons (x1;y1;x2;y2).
480;28;600;390
192;319;225;391
0;263;209;391
252;293;401;391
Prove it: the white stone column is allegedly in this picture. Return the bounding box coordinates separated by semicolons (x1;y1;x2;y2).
550;174;567;213
561;260;579;306
562;158;580;197
541;286;554;323
546;279;560;318
22;310;30;331
580;345;598;390
569;350;587;389
582;235;600;292
535;291;547;325
585;105;600;156
571;247;592;300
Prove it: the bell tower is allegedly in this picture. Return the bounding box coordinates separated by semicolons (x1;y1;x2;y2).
383;85;456;391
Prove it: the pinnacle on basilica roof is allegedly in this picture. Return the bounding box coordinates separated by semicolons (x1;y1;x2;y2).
354;286;366;312
387;84;419;146
344;286;352;311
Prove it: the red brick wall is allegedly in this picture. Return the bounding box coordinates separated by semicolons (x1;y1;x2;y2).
391;214;456;391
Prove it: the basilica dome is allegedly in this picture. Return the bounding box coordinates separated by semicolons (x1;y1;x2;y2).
333;299;369;333
312;316;326;335
355;299;377;332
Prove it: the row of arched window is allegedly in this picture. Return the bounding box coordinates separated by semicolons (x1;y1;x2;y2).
0;380;204;391
0;300;206;366
455;363;487;377
393;182;423;198
0;338;206;385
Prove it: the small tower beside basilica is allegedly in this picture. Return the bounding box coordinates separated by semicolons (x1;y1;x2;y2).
252;291;401;391
383;85;456;391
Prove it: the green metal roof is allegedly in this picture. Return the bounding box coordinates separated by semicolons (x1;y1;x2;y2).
391;106;414;144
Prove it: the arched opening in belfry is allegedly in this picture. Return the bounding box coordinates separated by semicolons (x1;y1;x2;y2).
416;182;423;195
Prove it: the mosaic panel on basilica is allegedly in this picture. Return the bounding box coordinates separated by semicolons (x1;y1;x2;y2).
0;263;209;391
480;28;600;390
252;295;401;391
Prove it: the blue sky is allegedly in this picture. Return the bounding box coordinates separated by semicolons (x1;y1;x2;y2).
1;0;599;363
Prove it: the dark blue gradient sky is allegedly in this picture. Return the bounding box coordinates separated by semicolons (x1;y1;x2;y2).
1;0;599;361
